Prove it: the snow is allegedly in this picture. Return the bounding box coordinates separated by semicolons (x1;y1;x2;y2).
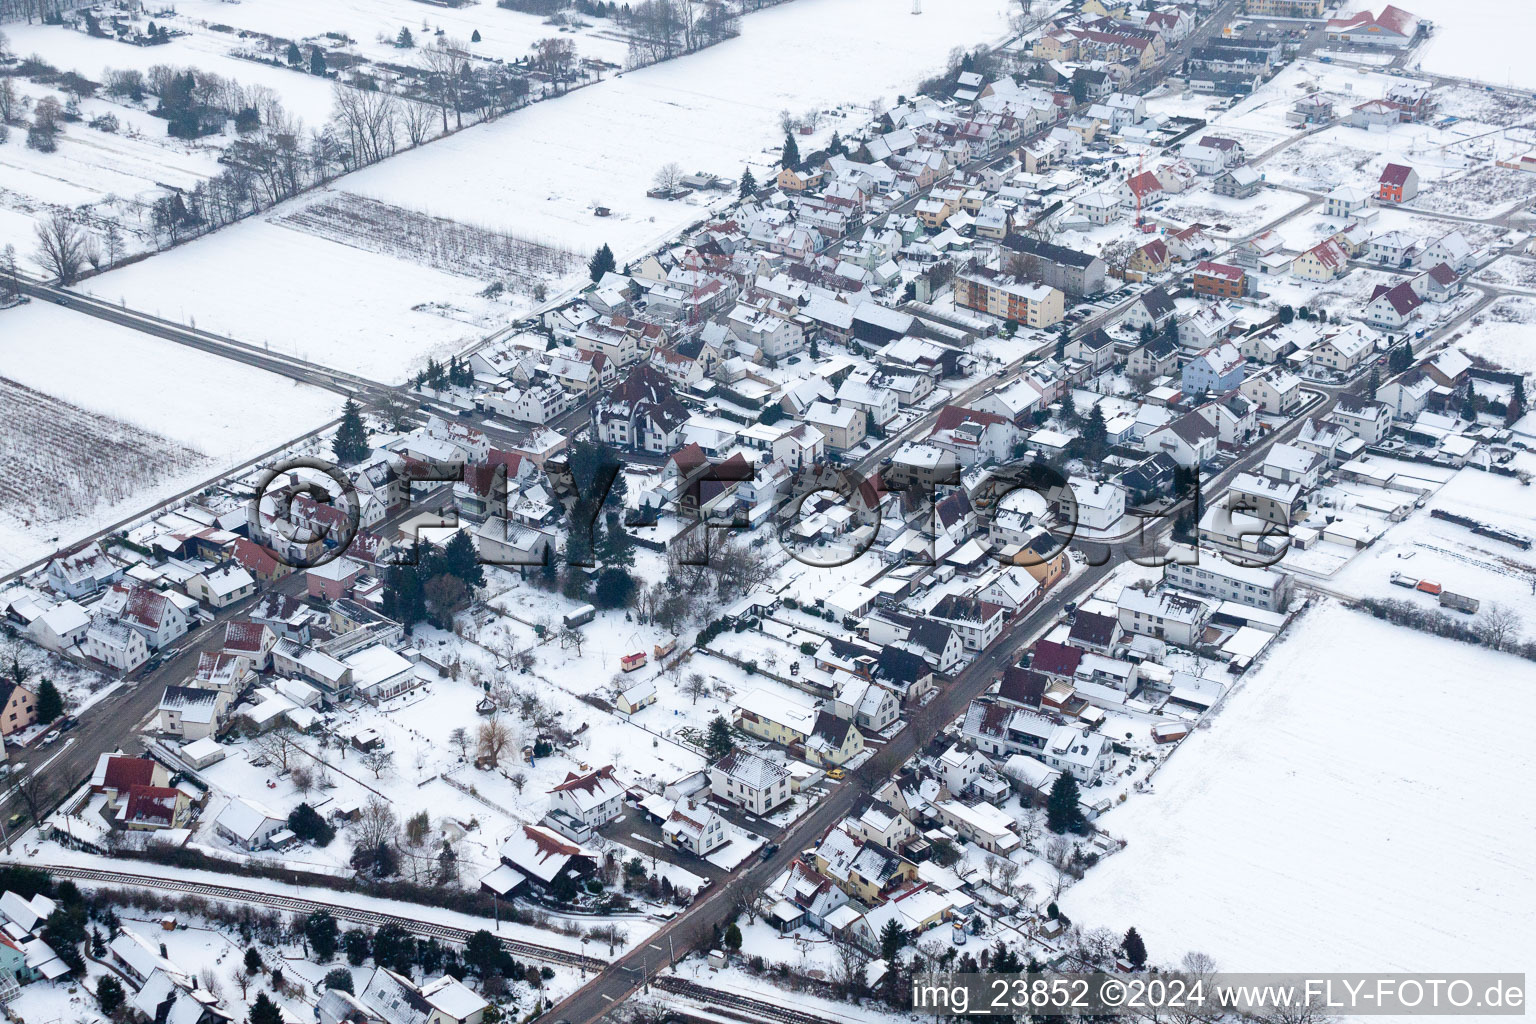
1450;295;1536;374
73;0;1013;380
0;302;339;574
1409;0;1536;90
1064;602;1536;982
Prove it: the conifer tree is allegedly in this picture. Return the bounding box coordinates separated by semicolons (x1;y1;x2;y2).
588;243;616;282
1046;772;1086;834
781;131;800;170
333;399;370;465
738;167;756;198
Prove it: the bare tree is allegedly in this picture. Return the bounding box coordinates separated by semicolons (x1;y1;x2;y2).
476;717;512;767
684;671;708;705
419;41;472;131
330;83;399;167
291;764;315;796
14;771;57;826
400;98;436;146
253;724;301;774
509;771;527;793
652;162;684;194
33;211;90;285
352;796;399;850
1474;603;1522;652
449;727;470;758
367;387;414;431
830;933;871;999
360;748;395;779
558;627;584;656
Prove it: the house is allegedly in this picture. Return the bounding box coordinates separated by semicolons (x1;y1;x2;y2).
1192;261;1246;299
615;678;657;715
1241;368;1305;414
833;677;900;732
119;785;191;831
803;402;867;451
1145;411;1218;467
1127;334;1181;380
1378;370;1437;420
1324;185;1370;220
663;800;727;856
1369;230;1419;269
547;766;625;829
1063;328;1118;373
0;683;37;738
926;594;1005;651
1182;343;1245;395
187;565;256;609
1314;326;1376;371
1289;93;1335;125
1117;586;1210;646
27;601;90;653
1330;394;1392;444
84;619;149;673
420;975;491;1024
99;584;190;651
808;711;865;766
710;750;792;815
1291;238;1349;282
1263;443;1324;489
1229;472;1305;525
932;799;1020;854
1213;166;1261;199
46;543;122;599
1421;232;1475;274
1366;280;1423;329
1417;262;1463;303
214;798;286;851
496;825;597;889
157;685;231;741
1378;162;1419;203
1067;610;1121;655
1129;238;1171;276
1121;287;1177;333
591;364;689;453
222;621;277;670
1163;548;1293;611
1179;300;1241;353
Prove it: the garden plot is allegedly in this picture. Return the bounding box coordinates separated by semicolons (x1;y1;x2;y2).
1063;601;1536;979
1471;255;1536;294
1154;186;1309;241
0;301;339;574
1407;163;1536;220
1450;294;1536;374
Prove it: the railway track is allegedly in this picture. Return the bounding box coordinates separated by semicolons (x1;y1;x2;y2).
45;865;605;971
47;865;844;1023
655;978;841;1024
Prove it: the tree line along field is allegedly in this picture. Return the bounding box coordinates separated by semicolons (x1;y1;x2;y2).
272;191;579;291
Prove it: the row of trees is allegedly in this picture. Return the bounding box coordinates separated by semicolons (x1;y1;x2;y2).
622;0;740;69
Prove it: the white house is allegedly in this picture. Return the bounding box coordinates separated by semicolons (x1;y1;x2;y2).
214;798;287;851
546;765;625;829
1116;586;1210;647
84;619;148;672
710;750;791;815
663;800;727;856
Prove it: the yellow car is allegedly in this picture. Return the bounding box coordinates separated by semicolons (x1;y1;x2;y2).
826;768;848;781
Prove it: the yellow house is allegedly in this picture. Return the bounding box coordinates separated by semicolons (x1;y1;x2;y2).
1032;31;1079;61
807;712;865;766
1129;238;1171;276
777;166;825;191
734;689;816;747
1081;0;1130;16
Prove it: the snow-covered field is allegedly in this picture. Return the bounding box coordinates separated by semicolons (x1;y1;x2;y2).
1064;601;1536;983
1451;295;1536;374
72;0;1012;380
1410;0;1536;90
0;302;340;573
